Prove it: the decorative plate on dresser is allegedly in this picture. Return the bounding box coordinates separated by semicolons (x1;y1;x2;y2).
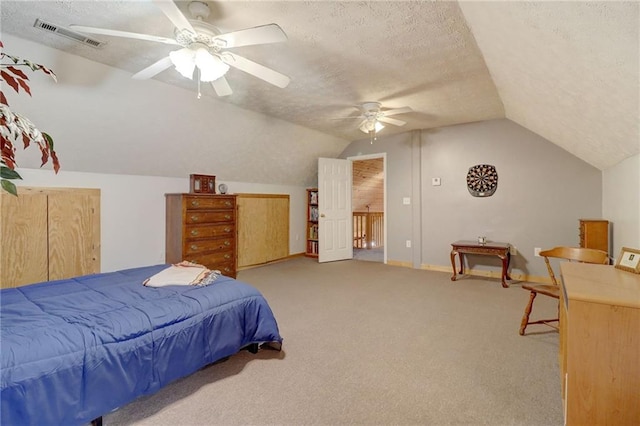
165;193;237;278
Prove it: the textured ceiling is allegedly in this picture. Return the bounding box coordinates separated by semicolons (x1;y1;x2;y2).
1;1;638;171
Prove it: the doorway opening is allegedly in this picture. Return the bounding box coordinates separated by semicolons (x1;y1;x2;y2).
350;155;385;263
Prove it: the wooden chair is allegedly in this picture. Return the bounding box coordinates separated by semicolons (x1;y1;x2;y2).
518;246;608;335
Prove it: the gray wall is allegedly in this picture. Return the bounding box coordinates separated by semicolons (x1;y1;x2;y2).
341;119;603;278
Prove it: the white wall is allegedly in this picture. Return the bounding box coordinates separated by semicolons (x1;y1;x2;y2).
14;169;307;273
341;119;604;277
603;153;640;256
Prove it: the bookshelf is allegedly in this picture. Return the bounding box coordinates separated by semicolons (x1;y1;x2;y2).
306;188;319;257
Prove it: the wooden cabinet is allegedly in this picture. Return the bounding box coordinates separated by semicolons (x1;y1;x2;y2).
165;193;237;278
0;187;101;288
559;262;640;425
579;219;609;255
305;188;319;257
236;193;289;268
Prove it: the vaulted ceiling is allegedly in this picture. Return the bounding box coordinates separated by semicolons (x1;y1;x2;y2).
2;1;638;173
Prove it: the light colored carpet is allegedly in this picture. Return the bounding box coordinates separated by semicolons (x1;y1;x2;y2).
105;257;562;425
353;247;384;262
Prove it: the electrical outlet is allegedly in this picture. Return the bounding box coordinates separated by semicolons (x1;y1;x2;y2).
534;247;541;257
406;240;411;248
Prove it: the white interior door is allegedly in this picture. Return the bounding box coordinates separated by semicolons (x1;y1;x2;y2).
318;157;352;263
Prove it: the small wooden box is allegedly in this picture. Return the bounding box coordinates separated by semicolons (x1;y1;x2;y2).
190;174;216;194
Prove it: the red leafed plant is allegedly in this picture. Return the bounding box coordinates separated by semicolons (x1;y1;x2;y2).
1;40;59;196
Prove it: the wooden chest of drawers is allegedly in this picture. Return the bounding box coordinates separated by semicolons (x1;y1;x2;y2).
165;193;237;278
578;219;609;255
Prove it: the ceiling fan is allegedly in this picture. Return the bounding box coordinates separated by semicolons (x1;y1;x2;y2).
350;102;412;135
69;0;290;98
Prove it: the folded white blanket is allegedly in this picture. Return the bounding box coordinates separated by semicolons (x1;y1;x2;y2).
143;261;220;287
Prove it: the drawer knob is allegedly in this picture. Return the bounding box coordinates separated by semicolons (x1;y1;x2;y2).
190;230;199;236
191;215;198;221
224;254;230;259
190;244;198;250
191;200;199;207
224;201;232;207
224;240;230;246
224;227;231;233
224;214;231;220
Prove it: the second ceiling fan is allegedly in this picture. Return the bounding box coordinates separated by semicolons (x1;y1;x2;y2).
70;0;290;97
349;102;413;142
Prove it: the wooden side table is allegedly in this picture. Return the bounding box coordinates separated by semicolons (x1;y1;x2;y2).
450;240;512;288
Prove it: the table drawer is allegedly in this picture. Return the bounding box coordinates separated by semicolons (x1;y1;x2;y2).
184;238;234;255
186;224;235;239
185;210;234;224
185;196;235;210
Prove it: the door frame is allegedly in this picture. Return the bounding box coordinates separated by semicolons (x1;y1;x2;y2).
347;152;387;264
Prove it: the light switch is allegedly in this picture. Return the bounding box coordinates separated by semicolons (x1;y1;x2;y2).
432;177;441;186
403;197;411;205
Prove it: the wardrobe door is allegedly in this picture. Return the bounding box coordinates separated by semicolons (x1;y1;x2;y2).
237;196;269;267
48;190;101;281
0;191;48;288
266;196;289;261
236;194;289;268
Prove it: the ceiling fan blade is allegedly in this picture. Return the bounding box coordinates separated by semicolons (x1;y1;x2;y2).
211;76;233;97
382;106;413;116
220;53;290;88
378;116;406;126
152;0;196;33
132;56;173;80
69;25;179;45
213;24;287;48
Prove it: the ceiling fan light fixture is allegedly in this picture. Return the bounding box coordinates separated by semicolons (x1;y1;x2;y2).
360;119;384;134
169;48;196;79
195;48;229;82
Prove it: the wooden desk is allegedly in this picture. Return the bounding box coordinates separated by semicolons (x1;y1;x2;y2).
559;263;640;425
450;240;512;288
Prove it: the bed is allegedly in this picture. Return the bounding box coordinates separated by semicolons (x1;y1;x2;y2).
0;264;282;426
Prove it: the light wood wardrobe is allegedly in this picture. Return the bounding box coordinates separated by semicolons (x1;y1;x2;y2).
0;187;100;288
236;193;289;269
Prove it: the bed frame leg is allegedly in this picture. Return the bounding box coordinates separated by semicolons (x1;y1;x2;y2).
245;343;259;354
90;416;103;426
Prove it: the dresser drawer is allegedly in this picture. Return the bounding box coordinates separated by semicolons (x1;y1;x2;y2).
186;251;235;270
216;261;236;277
186;224;235;239
185;196;235;210
185;210;234;224
184;238;234;255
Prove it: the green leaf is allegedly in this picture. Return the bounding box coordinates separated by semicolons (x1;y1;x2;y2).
1;179;18;196
1;166;22;180
42;132;54;149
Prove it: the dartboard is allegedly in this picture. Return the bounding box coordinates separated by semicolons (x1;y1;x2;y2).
466;164;498;197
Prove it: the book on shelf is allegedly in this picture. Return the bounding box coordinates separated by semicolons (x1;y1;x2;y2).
307;241;319;254
309;224;318;240
309;191;318;205
309;206;319;221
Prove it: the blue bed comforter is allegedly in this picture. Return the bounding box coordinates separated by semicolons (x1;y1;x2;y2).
0;264;282;426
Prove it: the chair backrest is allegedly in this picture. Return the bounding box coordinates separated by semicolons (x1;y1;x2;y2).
539;246;609;286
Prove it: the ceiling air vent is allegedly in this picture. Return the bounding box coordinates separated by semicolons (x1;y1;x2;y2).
33;18;104;48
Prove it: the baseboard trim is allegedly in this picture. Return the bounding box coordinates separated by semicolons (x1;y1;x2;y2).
238;253;306;271
419;264;551;284
386;259;413;268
